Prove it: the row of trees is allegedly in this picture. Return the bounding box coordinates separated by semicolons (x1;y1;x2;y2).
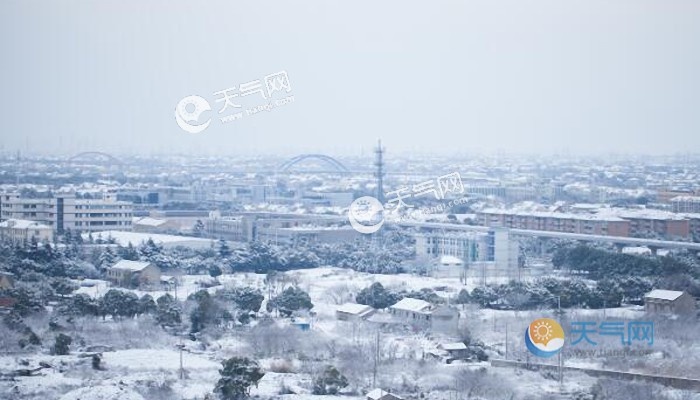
57;290;183;326
212;358;349;398
553;244;700;279
455;275;657;310
355;282;443;309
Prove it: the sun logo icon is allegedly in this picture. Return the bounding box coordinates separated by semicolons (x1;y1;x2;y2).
525;318;565;358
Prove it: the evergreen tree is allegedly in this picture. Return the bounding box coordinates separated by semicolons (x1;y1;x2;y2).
268;287;313;317
215;357;264;399
356;282;401;309
218;239;232;258
312;366;348;395
51;333;72;355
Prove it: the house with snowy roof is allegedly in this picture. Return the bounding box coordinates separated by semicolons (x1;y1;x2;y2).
387;297;461;334
366;388;403;400
107;260;161;288
336;303;375;321
389;297;434;329
644;289;695;315
0;219;53;245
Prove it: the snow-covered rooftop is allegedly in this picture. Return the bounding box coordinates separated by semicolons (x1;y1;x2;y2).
82;230;212;248
645;289;684;301
337;303;373;315
110;260;152;272
440;342;468;351
132;216;167;227
390;297;432;313
0;219;51;229
367;388;403;400
671;195;700;202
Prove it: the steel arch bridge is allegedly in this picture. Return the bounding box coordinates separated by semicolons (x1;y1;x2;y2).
68;151;124;165
277;154;350;173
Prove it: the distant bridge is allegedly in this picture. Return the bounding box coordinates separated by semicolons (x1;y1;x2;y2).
68;152;123;165
277;154;350;173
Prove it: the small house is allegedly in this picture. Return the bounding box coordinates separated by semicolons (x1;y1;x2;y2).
107;260;161;288
389;298;433;324
644;289;695;315
336;303;375;321
0;271;15;290
438;342;468;359
367;388;403;400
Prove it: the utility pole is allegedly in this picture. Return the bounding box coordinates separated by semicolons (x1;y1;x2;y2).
558;350;563;385
374;139;385;204
505;323;508;360
373;329;380;388
178;334;184;380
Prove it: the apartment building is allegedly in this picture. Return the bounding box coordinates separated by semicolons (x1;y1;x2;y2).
477;209;631;237
671;196;700;213
205;211;353;244
0;193;133;233
476;207;691;240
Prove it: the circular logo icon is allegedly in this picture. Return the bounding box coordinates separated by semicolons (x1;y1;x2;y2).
348;196;385;234
175;95;212;133
525;318;565;358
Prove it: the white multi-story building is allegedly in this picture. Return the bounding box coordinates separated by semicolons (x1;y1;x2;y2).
414;231;490;263
0;219;54;244
0;193;133;233
413;228;520;280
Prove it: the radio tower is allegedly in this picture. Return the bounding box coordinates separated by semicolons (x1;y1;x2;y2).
374;139;385;204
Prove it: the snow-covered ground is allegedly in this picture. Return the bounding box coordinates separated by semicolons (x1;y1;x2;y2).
4;267;694;399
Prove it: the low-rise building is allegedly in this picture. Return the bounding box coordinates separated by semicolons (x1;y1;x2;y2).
644;289;695;315
437;342;468;361
336;303;375;321
366;388;403;400
0;219;53;245
132;216;181;234
671;196;700;213
106;260;161;288
389;297;433;324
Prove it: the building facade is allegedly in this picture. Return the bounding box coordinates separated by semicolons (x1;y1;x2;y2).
0;219;54;244
0;193;133;233
644;289;695;315
107;260;161;288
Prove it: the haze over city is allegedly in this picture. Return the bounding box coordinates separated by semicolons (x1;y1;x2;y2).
2;0;700;156
3;1;700;400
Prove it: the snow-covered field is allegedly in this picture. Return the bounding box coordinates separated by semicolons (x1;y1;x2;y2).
2;267;693;399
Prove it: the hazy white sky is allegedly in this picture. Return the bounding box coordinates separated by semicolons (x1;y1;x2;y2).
1;0;699;157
